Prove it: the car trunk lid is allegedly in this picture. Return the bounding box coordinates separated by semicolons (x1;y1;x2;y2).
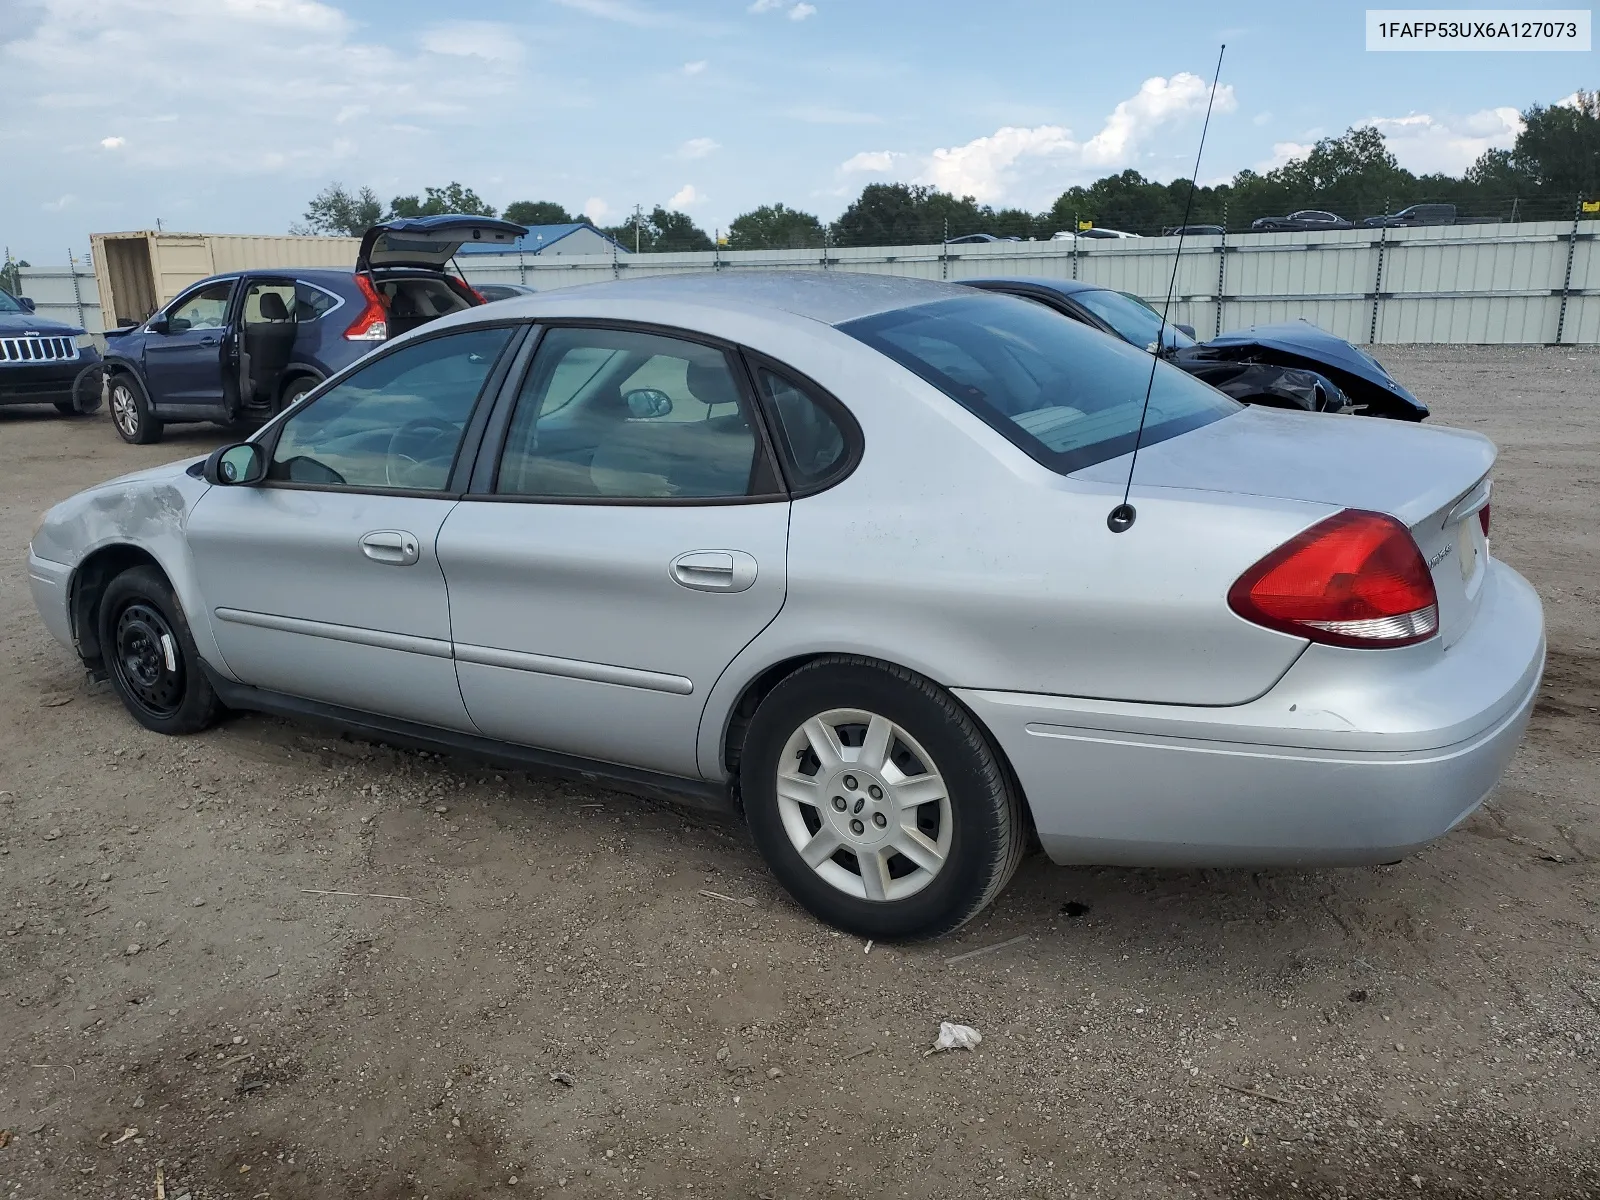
1075;407;1495;647
356;216;529;272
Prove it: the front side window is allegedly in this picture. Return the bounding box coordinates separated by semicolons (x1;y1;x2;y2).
269;326;513;490
496;326;764;500
167;281;234;332
842;292;1238;474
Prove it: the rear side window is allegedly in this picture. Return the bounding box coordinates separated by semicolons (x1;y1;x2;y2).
754;367;850;488
295;283;340;321
841;293;1238;474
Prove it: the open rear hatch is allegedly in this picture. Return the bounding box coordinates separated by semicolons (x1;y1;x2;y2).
356;215;529;272
1077;406;1495;648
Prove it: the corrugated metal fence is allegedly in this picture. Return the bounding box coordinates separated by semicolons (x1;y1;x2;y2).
19;218;1600;344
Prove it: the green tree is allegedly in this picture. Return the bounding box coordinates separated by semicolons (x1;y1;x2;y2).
1505;90;1600;199
291;183;383;237
728;203;825;249
387;182;497;219
1;255;31;295
603;207;713;252
503;200;582;226
830;183;989;246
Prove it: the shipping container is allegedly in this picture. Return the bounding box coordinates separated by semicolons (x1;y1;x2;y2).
88;232;360;327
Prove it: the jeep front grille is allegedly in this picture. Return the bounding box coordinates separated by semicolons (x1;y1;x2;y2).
0;336;79;363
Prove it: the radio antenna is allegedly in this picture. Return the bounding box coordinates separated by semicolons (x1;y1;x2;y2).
1107;44;1226;534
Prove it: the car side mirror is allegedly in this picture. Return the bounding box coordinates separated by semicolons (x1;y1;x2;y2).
625;388;673;419
19;297;35;312
147;317;170;335
203;443;267;486
1175;323;1196;339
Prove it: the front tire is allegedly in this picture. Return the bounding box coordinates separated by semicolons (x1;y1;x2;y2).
740;656;1025;940
109;374;162;444
98;566;222;735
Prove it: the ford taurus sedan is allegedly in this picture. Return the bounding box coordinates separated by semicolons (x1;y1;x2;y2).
26;273;1545;939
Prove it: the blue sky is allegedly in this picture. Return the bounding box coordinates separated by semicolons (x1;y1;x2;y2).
2;0;1594;261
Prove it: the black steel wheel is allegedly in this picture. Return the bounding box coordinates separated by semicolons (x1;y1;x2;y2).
98;566;222;734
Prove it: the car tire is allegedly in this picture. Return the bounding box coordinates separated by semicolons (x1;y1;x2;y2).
98;565;223;735
740;656;1025;940
278;375;318;412
109;373;162;444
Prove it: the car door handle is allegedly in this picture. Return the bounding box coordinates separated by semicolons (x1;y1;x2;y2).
360;530;420;566
199;335;218;346
670;550;758;592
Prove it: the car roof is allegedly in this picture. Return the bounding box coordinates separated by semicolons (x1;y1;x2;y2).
521;271;979;327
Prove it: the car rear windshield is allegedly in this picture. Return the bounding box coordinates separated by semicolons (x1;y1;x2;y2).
840;292;1239;473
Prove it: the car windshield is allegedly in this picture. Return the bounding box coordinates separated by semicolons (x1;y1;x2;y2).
842;293;1238;474
0;290;25;314
1072;288;1196;351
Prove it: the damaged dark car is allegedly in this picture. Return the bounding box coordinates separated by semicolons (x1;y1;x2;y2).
964;278;1427;421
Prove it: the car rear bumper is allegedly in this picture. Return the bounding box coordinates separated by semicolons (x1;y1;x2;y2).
28;548;75;652
955;560;1545;867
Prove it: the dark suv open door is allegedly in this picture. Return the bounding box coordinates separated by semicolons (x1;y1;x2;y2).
234;277;299;418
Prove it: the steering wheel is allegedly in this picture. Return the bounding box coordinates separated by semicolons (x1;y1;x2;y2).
385;418;461;488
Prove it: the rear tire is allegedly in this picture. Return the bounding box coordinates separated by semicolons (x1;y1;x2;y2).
98;566;222;735
278;375;317;412
110;374;162;444
740;656;1025;940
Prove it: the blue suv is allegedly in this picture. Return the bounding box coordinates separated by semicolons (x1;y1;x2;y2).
100;216;526;443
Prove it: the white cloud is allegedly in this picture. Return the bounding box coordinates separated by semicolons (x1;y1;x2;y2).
100;136;125;149
678;137;719;159
1081;72;1236;166
420;21;525;64
583;196;612;224
551;0;680;27
840;150;904;173
787;105;882;125
833;72;1236;208
668;184;702;208
42;194;75;211
788;3;817;18
1361;108;1523;175
682;59;707;75
747;0;784;10
1252;112;1272;127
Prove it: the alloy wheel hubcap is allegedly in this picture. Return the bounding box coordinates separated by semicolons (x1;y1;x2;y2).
775;708;953;903
112;385;137;435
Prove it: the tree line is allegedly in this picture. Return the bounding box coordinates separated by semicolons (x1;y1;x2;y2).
293;90;1599;251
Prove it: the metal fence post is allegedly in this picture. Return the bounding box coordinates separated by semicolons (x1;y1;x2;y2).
68;248;86;329
1368;213;1389;345
1554;196;1582;345
518;251;527;287
1214;212;1228;338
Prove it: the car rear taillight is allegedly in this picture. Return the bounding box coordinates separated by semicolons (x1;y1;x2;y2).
1479;503;1491;537
1228;509;1439;648
344;275;388;342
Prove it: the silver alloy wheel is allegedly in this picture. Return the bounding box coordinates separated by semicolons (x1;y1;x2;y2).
111;382;138;438
775;707;953;902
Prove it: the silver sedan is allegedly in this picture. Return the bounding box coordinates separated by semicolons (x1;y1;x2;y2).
26;273;1546;939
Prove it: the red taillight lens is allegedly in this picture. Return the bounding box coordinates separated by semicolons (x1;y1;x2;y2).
344;274;388;342
1478;503;1491;537
1228;509;1439;648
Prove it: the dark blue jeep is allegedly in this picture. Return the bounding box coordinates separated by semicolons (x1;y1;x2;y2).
0;288;103;416
100;216;525;443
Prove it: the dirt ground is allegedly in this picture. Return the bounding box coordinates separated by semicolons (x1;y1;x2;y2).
1;345;1597;1200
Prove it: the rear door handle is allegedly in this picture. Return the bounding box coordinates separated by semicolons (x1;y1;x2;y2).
360;530;420;566
670;550;758;592
199;335;218;346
